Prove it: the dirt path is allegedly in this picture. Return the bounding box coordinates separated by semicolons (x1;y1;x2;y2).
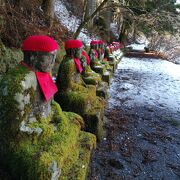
89;57;180;180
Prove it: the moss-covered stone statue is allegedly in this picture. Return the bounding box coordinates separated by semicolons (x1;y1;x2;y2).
98;40;113;73
55;39;105;140
81;48;108;99
89;40;111;85
0;35;96;179
104;44;119;72
89;40;101;68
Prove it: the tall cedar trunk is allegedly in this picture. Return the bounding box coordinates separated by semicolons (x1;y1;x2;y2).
73;0;110;39
82;0;88;22
42;0;55;27
119;21;126;43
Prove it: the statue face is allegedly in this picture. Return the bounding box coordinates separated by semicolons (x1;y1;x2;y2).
35;51;57;72
80;55;87;72
91;44;98;50
66;48;82;59
73;48;82;59
24;50;57;72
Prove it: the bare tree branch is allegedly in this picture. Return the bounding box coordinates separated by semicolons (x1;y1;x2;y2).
73;0;110;39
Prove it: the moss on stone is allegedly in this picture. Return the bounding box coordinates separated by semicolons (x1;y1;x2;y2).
82;65;102;85
0;97;96;179
56;56;86;91
102;72;111;85
57;90;96;115
55;56;99;115
52;44;66;77
82;65;109;99
82;76;99;85
0;40;23;75
96;82;109;99
0;64;97;179
55;55;105;140
91;65;106;76
101;60;113;73
0;65;34;138
108;61;117;72
61;131;96;180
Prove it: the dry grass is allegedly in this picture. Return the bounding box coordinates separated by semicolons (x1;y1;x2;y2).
0;1;71;48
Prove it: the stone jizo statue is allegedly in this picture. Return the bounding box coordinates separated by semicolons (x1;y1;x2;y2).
0;35;95;179
55;39;105;140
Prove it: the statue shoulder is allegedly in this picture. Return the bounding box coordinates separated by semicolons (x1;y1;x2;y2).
59;56;76;74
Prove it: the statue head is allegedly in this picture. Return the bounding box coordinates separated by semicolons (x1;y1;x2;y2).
98;40;103;49
90;40;99;50
65;39;83;59
22;35;58;72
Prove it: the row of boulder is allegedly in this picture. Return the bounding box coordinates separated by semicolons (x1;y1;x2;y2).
0;36;123;180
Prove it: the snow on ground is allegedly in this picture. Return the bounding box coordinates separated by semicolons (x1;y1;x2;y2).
109;57;180;117
126;36;149;51
54;0;99;44
126;43;146;51
110;23;119;39
126;35;149;50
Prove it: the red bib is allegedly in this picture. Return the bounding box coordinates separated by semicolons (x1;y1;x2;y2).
35;72;58;102
82;50;90;65
93;49;99;58
20;62;58;102
101;49;104;55
73;58;83;73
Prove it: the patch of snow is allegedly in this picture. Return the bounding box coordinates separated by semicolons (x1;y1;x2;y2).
110;23;119;38
109;57;180;115
54;0;99;44
126;35;149;50
54;0;79;32
126;43;146;51
136;36;149;45
175;0;180;4
176;8;180;12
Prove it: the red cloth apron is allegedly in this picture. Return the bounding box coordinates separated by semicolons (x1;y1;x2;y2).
93;49;99;58
20;61;58;102
73;58;83;73
82;50;90;65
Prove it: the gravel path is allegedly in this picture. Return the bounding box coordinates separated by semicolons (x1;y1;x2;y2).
89;57;180;180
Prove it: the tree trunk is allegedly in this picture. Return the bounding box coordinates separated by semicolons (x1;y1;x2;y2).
1;0;5;5
42;0;55;27
82;0;88;22
73;0;110;39
119;21;126;42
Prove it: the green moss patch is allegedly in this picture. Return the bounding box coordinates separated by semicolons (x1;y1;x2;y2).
0;40;23;75
0;65;96;179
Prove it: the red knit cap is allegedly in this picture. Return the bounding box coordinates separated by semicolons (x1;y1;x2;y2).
98;40;104;44
112;42;119;44
22;35;58;52
65;39;83;50
90;40;99;45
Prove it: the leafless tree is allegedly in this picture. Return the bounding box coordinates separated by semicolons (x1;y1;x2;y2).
73;0;110;39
